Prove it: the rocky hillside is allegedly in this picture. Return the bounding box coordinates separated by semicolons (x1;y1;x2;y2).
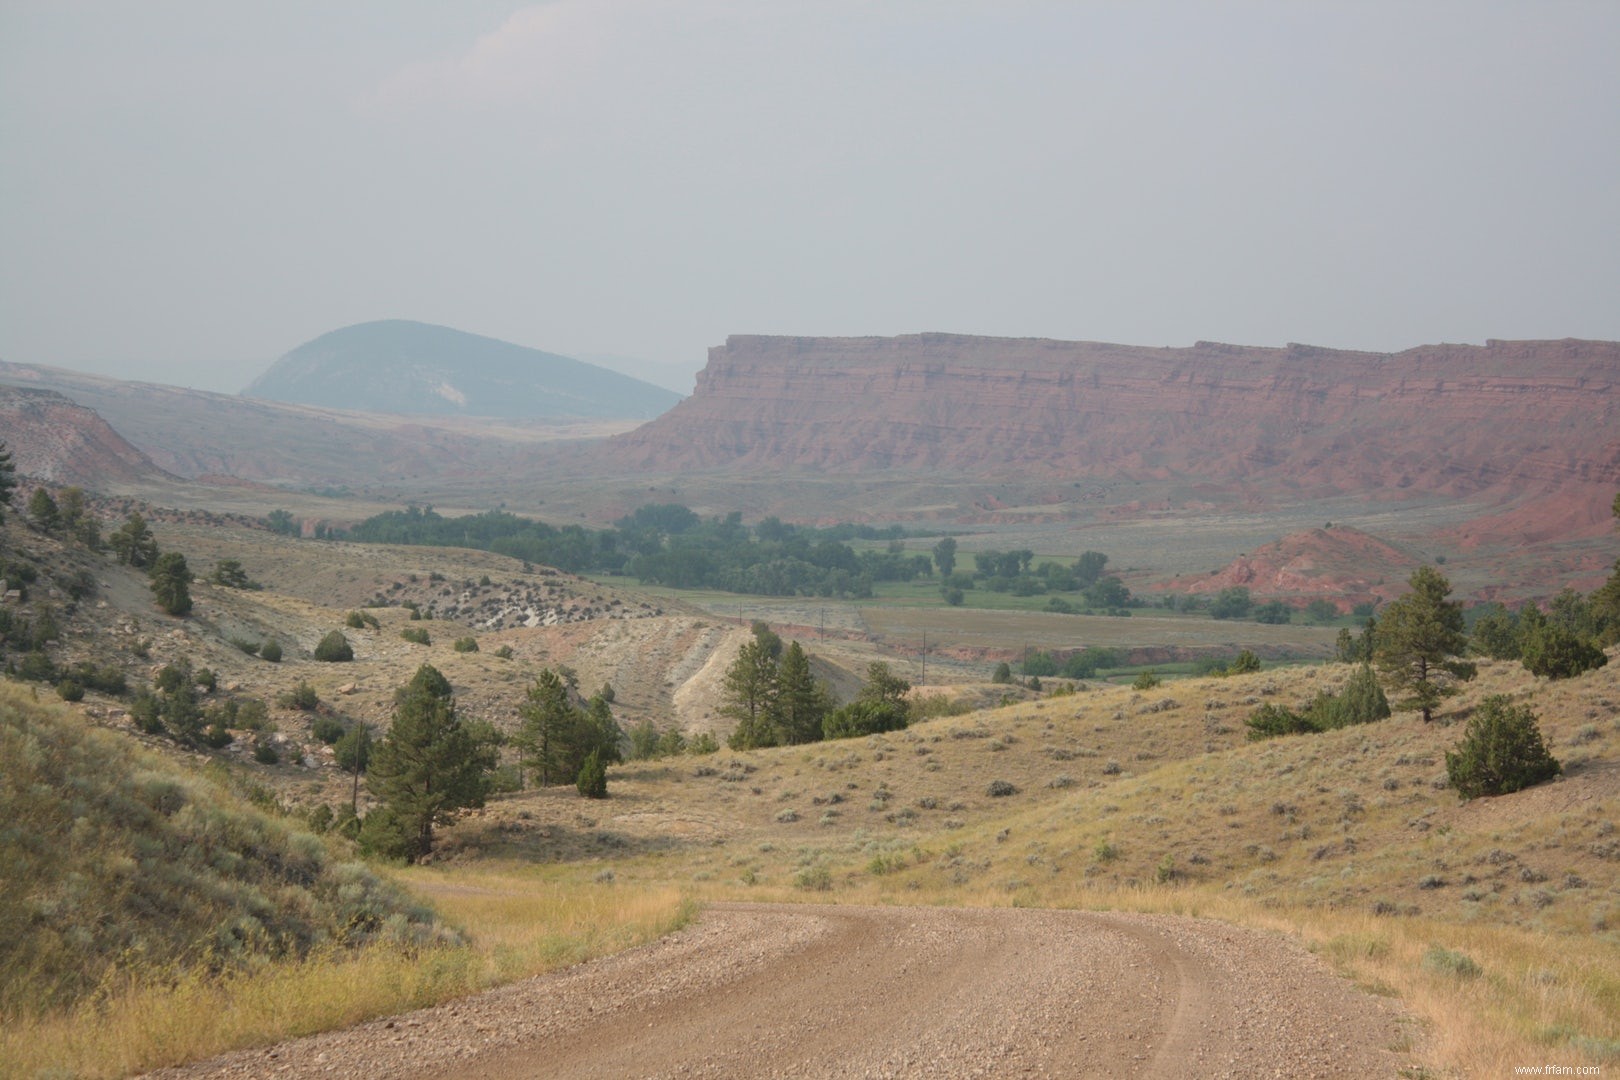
0;360;633;488
0;385;171;486
1174;524;1421;609
606;334;1620;518
245;321;681;420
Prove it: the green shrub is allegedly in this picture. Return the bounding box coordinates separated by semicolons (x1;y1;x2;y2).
253;738;280;765
576;749;608;798
259;639;282;663
1422;946;1482;979
345;611;366;629
313;631;353;662
794;863;833;891
278;682;319;711
1245;702;1315;740
1228;649;1262;675
452;636;478;653
990;661;1013;684
400;627;430;646
229;636;260;656
1445;695;1561;800
234;698;271;731
55;679;84;702
1520;623;1608;680
311;715;347;744
1132;670;1161;690
493;644;514;660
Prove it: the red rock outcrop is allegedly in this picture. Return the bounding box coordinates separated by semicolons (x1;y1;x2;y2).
1169;525;1422;609
606;335;1620;514
0;385;171;487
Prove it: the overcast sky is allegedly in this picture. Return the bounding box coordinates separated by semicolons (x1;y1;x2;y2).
2;1;1617;395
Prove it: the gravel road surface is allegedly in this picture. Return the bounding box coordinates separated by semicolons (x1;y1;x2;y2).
147;903;1413;1079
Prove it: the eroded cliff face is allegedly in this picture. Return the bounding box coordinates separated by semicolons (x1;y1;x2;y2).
0;386;170;486
607;335;1620;509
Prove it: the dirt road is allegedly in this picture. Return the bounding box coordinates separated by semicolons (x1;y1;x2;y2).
151;903;1415;1079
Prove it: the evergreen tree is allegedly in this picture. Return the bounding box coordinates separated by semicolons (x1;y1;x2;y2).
55;487;99;548
1469;603;1522;660
576;749;608;798
314;630;354;662
1228;649;1262;675
27;489;59;532
0;440;14;522
823;661;911;739
516;668;578;785
1309;663;1391;730
583;694;625;766
365;664;495;861
109;512;160;568
1520;616;1608;680
1335;616;1377;664
148;552;193;616
1446;695;1561;800
722;640;779;750
1374;567;1476;722
773;641;832;744
932;537;957;577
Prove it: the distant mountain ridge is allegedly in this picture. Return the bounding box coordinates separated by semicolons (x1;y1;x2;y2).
606;334;1620;502
244;320;682;420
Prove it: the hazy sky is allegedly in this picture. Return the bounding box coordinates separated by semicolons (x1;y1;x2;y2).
2;2;1617;395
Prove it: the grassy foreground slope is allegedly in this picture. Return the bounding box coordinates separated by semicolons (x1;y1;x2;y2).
429;656;1620;1075
0;684;690;1078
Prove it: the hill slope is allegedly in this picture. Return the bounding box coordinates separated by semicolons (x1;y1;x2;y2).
0;684;446;1014
0;385;172;487
0;360;634;487
245;321;681;420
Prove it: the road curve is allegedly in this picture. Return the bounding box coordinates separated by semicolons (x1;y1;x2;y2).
148;903;1415;1079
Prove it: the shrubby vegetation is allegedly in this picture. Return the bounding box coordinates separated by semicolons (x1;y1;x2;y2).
1246;665;1390;740
314;630;353;662
1445;695;1561;799
0;684;445;1016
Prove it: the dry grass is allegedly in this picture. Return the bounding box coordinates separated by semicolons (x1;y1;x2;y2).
437;652;1620;1077
14;512;1618;1077
1;872;691;1080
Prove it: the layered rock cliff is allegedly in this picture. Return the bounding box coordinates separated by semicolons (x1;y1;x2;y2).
607;334;1620;510
0;386;171;487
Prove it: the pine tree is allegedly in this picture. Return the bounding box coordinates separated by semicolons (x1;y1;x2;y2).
722;640;779;750
148;552;193;616
27;489;59;532
773;641;831;744
516;668;578;786
110;512;160;568
365;665;495;861
1374;567;1476;722
0;440;14;523
576;749;608;798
